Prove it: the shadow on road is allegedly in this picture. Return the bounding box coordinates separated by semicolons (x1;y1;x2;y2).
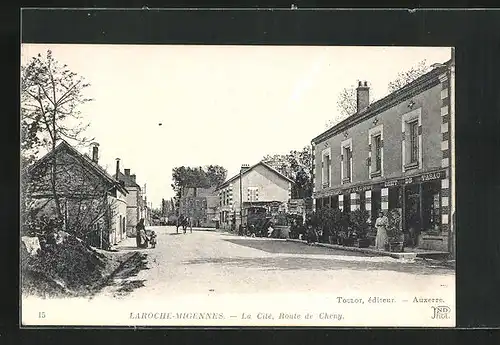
224;238;378;257
108;252;150;297
183;256;454;276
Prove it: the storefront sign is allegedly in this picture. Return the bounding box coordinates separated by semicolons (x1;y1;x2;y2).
384;180;399;187
314;169;446;197
348;185;372;194
421;171;445;181
403;177;414;185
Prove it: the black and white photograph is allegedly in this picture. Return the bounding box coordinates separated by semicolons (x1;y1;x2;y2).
20;42;455;327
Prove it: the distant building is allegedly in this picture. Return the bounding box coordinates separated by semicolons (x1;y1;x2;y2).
179;186;219;228
25;141;128;249
215;162;294;230
114;164;143;237
311;53;455;254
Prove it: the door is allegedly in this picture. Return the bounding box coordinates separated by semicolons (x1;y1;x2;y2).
371;189;381;225
405;184;421;245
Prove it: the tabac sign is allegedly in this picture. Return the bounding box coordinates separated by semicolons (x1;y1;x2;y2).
379;170;446;188
313;169;446;198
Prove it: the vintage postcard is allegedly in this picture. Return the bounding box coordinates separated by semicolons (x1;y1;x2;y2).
20;44;456;327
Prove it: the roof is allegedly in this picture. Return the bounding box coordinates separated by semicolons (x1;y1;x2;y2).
312;60;452;144
115;171;141;189
28;140;128;195
215;161;295;191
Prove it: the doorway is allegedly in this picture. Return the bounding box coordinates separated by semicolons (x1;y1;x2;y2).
371;189;381;224
331;195;339;210
404;184;421;247
343;194;351;213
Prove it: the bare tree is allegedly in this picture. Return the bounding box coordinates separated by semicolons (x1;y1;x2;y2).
325;60;431;129
25;149;122;249
21;50;94;220
387;59;430;93
326;85;357;129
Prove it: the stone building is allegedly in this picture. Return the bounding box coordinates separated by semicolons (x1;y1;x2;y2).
179;186;219;228
215;162;294;230
25;141;128;249
114;162;144;237
311;52;455;254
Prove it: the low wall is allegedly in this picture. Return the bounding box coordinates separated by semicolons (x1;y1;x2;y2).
418;234;448;252
274;226;290;239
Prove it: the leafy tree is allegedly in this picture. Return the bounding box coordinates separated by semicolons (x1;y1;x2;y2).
21;50;94;219
262;146;312;199
387;59;430;93
205;165;228;188
171;165;227;199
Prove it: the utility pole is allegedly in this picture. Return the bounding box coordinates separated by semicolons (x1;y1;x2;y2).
239;168;243;229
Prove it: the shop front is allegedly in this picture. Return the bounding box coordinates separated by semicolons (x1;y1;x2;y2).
314;168;449;251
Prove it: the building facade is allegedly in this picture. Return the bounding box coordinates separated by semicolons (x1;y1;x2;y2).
215;162;294;230
25;141;129;249
311;55;455;254
115;163;143;237
179;186;219;228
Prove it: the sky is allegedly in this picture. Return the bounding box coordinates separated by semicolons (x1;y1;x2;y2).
21;44;451;208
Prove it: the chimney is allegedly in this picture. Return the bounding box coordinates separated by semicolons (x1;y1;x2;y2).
240;164;250;174
124;169;131;176
115;158;120;179
91;142;100;163
131;174;136;183
356;80;370;113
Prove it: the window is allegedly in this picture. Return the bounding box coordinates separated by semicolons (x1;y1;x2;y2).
369;125;384;178
344;146;352;183
374;134;382;172
323;154;331;187
321;147;332;188
409;120;419;163
248;187;259;202
341;138;353;184
402;108;422;171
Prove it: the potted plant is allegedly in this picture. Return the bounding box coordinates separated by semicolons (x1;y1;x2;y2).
350;209;371;248
386;209;404;252
317;208;342;244
338;212;354;246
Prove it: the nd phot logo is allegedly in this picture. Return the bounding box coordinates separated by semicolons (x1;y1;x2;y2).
431;305;451;320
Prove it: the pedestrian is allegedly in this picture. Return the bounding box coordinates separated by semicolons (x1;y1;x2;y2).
249;224;256;238
375;211;389;250
136;218;149;248
267;222;275;238
149;230;157;248
176;215;182;234
306;225;314;244
136;218;145;248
